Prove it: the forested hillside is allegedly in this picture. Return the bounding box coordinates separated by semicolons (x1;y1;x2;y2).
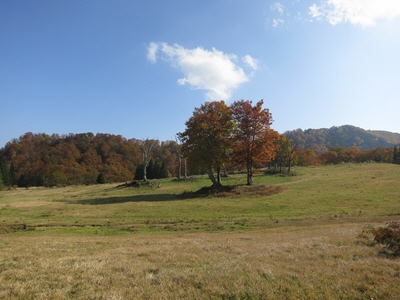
0;132;179;187
285;125;400;154
1;125;399;188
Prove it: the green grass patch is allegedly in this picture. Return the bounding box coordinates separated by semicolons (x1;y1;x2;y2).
0;163;399;235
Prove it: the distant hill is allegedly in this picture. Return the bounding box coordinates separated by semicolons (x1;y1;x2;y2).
285;125;400;154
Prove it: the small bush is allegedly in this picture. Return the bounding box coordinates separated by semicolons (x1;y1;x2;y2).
362;222;400;255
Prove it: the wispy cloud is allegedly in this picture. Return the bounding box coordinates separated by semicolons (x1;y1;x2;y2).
267;2;286;28
272;18;285;28
309;0;400;27
146;42;159;63
272;2;285;15
242;55;259;71
147;43;257;101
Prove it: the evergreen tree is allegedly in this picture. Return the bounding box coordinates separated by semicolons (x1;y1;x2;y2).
96;173;106;184
394;145;400;164
9;162;16;186
159;160;169;178
18;173;29;188
153;161;161;179
0;158;11;186
36;174;45;186
134;164;144;180
147;159;155;179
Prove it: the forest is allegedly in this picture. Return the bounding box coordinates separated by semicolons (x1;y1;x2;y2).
0;105;399;188
285;125;400;154
0;132;177;187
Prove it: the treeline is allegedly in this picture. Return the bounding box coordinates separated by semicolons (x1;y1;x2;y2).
0;132;179;187
286;125;400;155
0;130;399;188
273;141;400;171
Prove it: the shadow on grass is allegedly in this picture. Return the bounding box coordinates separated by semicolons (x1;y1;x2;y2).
73;184;283;205
72;193;182;205
72;186;233;205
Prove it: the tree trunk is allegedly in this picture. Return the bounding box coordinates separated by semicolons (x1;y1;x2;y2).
223;166;228;177
247;163;253;185
143;160;148;182
207;167;218;186
184;158;187;179
216;166;222;186
140;139;158;182
178;155;182;180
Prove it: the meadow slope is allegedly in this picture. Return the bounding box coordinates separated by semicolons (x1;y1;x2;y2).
0;163;399;299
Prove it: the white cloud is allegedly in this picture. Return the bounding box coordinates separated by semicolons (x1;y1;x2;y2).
309;0;400;27
309;4;324;20
147;42;159;63
147;43;256;101
242;55;259;70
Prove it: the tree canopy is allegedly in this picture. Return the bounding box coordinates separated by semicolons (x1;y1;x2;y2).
178;101;234;186
0;133;179;187
179;100;279;186
230;100;279;185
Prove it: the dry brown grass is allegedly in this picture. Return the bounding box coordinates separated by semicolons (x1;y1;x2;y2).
1;222;399;299
1;164;399;299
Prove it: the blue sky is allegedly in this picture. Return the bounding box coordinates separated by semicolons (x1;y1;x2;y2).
1;0;400;147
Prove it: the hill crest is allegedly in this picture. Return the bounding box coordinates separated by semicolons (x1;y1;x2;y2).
284;125;400;154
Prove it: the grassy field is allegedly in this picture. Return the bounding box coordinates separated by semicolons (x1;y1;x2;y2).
0;163;399;299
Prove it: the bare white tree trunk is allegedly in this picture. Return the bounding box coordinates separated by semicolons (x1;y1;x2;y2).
175;135;183;180
178;155;182;180
140;139;158;181
184;158;187;179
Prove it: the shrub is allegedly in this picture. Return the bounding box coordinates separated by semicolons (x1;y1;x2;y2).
363;222;400;255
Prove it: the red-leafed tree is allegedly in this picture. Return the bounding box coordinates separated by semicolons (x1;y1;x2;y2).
230;100;279;185
178;101;234;187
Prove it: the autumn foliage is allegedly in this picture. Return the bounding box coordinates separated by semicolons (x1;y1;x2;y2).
230;100;279;185
272;145;397;172
179;100;279;186
0;133;180;187
178;101;235;186
1;103;398;188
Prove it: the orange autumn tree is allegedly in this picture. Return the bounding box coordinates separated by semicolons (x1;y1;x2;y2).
178;101;234;187
230;100;279;185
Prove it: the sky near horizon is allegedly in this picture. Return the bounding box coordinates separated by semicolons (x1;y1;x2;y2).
1;0;400;147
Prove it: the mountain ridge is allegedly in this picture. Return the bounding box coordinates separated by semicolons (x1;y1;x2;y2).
284;125;400;155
